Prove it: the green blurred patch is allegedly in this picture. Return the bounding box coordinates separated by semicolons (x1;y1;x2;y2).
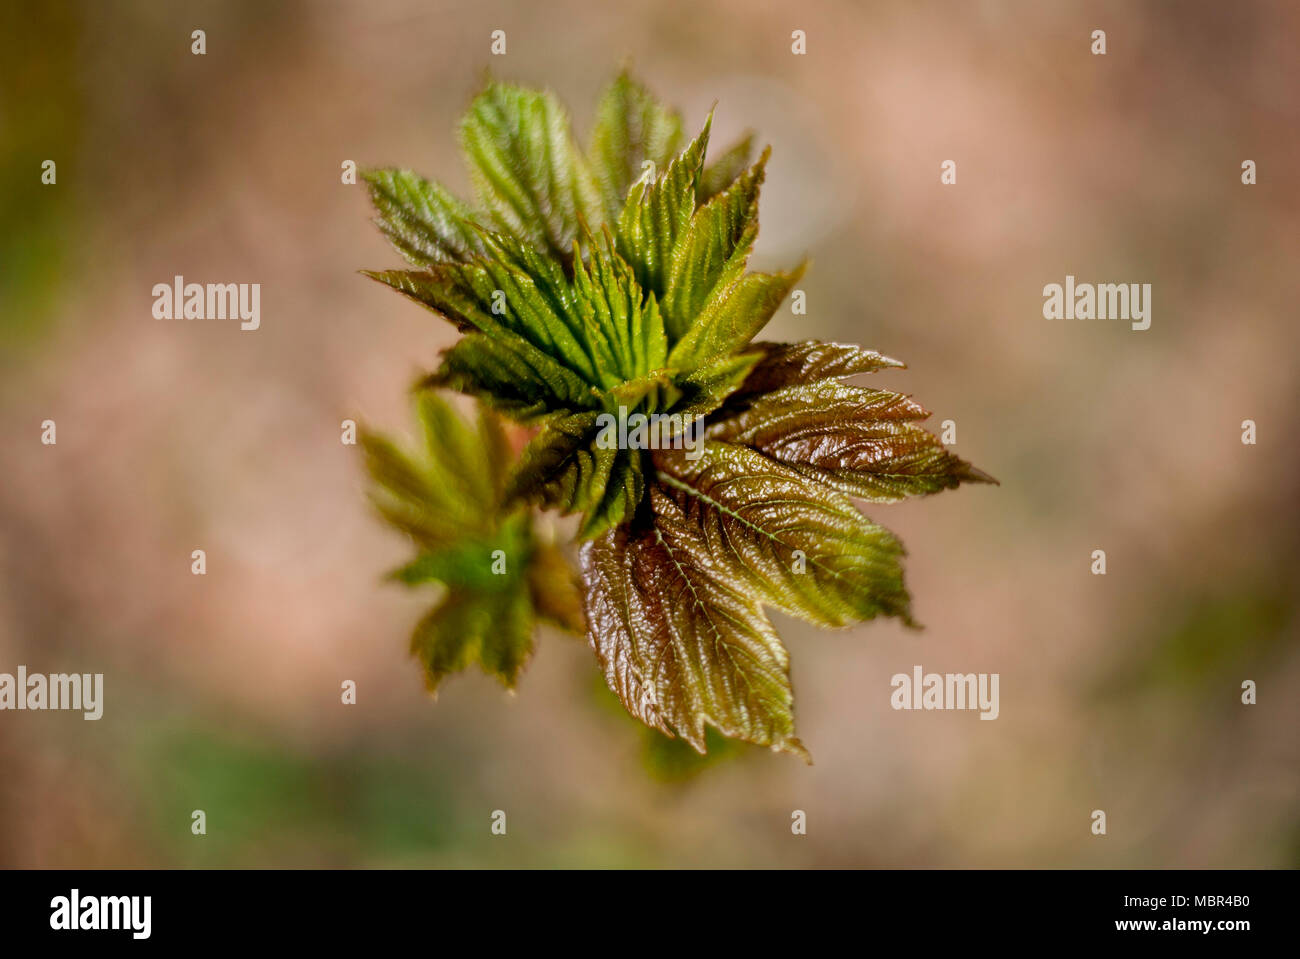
129;719;464;867
587;672;750;781
638;724;746;782
1094;579;1295;699
1284;817;1300;869
0;3;84;351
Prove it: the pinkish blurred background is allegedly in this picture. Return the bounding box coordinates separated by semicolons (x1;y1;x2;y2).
1;0;1297;867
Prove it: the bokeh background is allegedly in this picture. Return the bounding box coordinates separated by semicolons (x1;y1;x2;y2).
2;0;1297;868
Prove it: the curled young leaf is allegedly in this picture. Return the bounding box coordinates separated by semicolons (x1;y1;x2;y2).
362;169;485;266
697;132;756;203
460;82;602;259
505;411;646;539
571;227;668;384
588;71;685;223
661;148;767;342
615;115;711;299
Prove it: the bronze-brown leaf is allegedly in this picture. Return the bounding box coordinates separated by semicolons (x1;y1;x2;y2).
580;495;808;760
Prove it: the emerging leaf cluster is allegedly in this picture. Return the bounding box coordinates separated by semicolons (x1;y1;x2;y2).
360;73;993;759
360;394;581;694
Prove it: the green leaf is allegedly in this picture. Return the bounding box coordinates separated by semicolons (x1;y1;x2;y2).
577;448;644;540
666;264;805;372
697;133;755;203
391;537;524;591
505;411;644;539
505;411;605;508
581;499;808;759
710;379;996;501
372;260;601;414
660;148;767;341
604;368;681;413
411;585;535;693
654;441;914;628
364;394;504;515
363;266;477;332
361;393;504;527
389;510;531;591
413;390;499;511
460;82;601;259
588;72;684;223
673;351;762;418
363;394;582;693
571;228;668;384
431;333;595;420
362;168;485;266
359;431;478;551
458;256;602;385
615;116;711;300
365;264;601;388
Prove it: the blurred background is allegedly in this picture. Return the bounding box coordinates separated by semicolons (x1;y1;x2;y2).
1;0;1297;868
